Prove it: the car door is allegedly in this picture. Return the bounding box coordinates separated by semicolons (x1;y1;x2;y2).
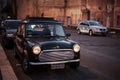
80;22;89;33
84;22;90;33
78;22;84;33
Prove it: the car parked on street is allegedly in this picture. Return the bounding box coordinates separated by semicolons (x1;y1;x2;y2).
14;17;80;73
77;20;108;36
1;19;22;48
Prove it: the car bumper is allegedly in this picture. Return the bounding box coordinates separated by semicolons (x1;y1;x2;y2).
93;31;107;35
29;59;80;65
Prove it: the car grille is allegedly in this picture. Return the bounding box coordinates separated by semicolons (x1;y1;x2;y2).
39;49;74;62
100;29;106;32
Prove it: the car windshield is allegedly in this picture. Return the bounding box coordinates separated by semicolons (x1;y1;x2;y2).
89;21;101;26
6;21;21;29
26;23;66;37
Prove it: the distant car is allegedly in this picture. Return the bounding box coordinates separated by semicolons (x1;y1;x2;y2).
14;17;80;73
77;20;108;36
1;19;22;48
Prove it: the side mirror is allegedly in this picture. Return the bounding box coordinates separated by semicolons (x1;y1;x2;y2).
66;33;71;37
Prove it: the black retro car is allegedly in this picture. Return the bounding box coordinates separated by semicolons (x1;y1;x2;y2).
1;19;22;48
14;18;80;73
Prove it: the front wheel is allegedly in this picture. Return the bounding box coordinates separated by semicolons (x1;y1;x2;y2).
22;56;30;73
1;38;8;48
89;30;93;36
77;29;81;34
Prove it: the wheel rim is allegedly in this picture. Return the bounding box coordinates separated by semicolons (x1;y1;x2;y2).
89;31;92;36
77;29;80;34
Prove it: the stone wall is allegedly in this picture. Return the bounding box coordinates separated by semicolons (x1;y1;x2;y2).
87;0;108;26
16;0;120;28
114;0;120;28
16;0;65;20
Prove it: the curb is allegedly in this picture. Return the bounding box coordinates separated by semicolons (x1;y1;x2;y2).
0;44;18;80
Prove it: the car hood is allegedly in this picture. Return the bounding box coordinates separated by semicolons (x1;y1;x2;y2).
27;37;76;50
91;25;107;29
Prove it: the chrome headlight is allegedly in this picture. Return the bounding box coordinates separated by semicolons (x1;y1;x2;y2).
73;44;80;52
33;45;41;55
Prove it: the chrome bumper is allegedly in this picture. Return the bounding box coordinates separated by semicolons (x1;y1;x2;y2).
29;59;80;65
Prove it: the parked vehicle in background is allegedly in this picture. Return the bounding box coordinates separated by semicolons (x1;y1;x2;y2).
77;20;108;36
0;21;4;35
14;17;80;73
1;19;22;48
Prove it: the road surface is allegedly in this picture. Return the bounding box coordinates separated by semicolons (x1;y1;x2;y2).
2;29;120;80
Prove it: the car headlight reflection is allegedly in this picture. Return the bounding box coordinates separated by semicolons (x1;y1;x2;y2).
33;46;41;55
93;28;100;32
73;44;80;52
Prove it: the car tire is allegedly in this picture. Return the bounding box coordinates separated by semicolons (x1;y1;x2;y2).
70;62;80;69
89;30;93;36
77;29;81;34
22;56;30;73
1;39;8;48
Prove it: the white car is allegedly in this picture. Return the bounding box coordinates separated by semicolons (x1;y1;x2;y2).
77;20;108;36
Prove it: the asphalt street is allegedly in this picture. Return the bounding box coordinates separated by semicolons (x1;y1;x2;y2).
2;29;120;80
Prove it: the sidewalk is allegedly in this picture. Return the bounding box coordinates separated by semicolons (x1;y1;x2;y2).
107;28;120;38
0;44;18;80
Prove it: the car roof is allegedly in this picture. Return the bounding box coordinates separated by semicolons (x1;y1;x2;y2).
3;19;22;24
22;17;62;24
82;20;99;23
4;19;22;22
2;19;22;24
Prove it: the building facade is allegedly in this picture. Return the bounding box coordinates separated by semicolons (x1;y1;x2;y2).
114;0;120;28
1;0;120;28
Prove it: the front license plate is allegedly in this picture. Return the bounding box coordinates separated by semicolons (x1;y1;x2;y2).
51;63;65;69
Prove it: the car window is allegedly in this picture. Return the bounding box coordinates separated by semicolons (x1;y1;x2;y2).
26;23;66;37
53;24;65;36
5;21;21;29
89;21;101;26
80;22;89;26
80;22;84;25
